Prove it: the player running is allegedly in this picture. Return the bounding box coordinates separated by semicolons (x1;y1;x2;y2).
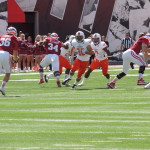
108;34;150;89
62;31;94;89
44;35;75;86
78;33;111;87
0;27;19;95
38;33;64;87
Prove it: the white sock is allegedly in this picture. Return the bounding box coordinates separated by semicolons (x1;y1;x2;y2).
82;77;87;84
64;74;69;80
138;73;143;80
1;81;7;89
47;73;54;78
40;72;43;79
56;76;60;81
112;77;119;83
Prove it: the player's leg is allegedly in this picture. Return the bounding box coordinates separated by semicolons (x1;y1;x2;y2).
0;53;12;95
108;51;130;89
72;61;88;89
62;58;79;85
130;51;148;85
39;55;50;84
78;58;99;86
101;58;111;83
52;55;61;87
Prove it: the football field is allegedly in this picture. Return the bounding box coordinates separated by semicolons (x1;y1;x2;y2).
0;66;150;150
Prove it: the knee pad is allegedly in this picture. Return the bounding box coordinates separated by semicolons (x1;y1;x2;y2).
54;71;60;77
117;72;126;79
139;66;145;74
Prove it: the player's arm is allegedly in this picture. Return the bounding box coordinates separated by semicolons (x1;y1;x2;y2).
141;43;150;58
85;45;94;55
103;47;111;56
120;42;124;54
12;50;19;63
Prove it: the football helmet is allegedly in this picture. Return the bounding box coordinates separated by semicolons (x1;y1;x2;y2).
7;26;17;35
92;33;101;44
75;31;85;43
69;35;75;42
51;33;59;40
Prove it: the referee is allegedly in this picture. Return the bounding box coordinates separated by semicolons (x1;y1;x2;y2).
120;33;134;69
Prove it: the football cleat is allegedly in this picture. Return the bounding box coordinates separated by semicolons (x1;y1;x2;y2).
107;82;116;89
137;78;149;85
62;78;71;85
78;82;84;87
65;82;71;87
44;75;49;83
39;79;44;84
144;83;150;89
57;81;61;87
0;88;5;96
71;84;77;89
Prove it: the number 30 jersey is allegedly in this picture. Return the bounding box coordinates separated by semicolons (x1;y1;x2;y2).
0;35;19;54
71;39;91;61
44;37;62;55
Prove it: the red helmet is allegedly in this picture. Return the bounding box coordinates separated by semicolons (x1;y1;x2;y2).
7;27;17;35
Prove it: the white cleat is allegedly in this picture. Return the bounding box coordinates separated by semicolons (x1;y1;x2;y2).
144;83;150;89
78;82;84;87
0;88;5;96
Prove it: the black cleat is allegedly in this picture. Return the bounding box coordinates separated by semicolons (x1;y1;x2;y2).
44;75;49;83
62;78;71;85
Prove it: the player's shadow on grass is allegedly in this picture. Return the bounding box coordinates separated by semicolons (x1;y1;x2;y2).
0;96;21;98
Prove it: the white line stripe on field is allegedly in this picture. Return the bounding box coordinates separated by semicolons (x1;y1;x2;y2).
1;110;150;113
83;141;121;143
1;118;150;123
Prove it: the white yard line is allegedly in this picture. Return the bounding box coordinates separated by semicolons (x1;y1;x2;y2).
0;118;150;123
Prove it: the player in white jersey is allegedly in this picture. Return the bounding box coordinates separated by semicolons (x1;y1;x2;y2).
62;31;94;89
78;33;111;87
44;35;74;86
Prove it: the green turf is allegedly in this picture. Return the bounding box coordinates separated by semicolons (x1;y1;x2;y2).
0;67;150;150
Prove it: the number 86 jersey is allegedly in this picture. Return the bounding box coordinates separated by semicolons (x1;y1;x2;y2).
0;34;19;54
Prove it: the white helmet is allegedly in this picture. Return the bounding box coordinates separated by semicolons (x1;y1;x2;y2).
51;33;59;40
69;35;75;42
7;26;17;35
75;31;85;43
92;33;101;44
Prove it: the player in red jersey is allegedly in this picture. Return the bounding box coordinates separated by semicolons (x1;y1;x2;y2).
26;36;34;72
39;33;63;87
18;33;28;72
108;35;150;89
0;27;19;95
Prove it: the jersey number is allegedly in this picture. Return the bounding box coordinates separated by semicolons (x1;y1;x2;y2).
77;48;85;56
48;43;58;52
0;38;11;47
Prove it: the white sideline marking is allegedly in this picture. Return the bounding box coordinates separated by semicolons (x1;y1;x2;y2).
84;141;121;143
0;148;95;150
112;137;145;140
0;118;150;123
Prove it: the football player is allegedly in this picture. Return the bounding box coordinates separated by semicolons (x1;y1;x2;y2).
108;34;150;89
44;35;75;86
0;26;19;95
62;31;94;89
38;33;63;87
78;33;111;87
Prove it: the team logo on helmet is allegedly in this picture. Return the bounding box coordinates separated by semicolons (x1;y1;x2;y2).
51;33;59;40
7;27;17;35
92;33;101;44
75;31;85;43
